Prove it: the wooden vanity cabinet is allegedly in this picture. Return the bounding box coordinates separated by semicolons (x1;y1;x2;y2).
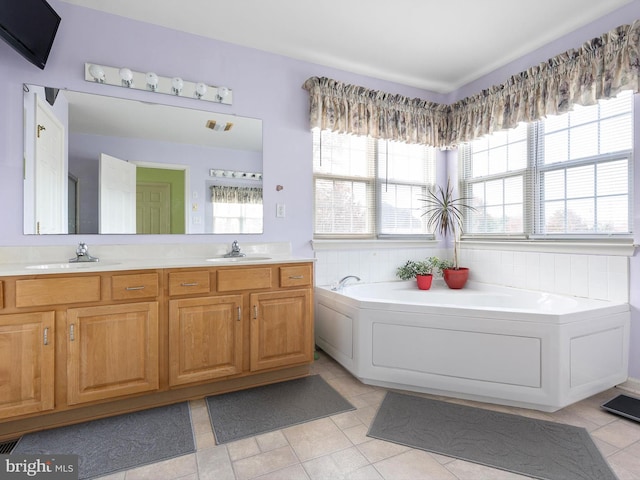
0;262;313;437
167;263;314;385
168;295;243;386
250;288;313;371
0;271;161;419
0;311;55;419
65;272;160;405
65;302;159;405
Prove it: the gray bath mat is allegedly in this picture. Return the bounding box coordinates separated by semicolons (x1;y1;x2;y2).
368;392;616;480
205;375;355;444
12;402;195;479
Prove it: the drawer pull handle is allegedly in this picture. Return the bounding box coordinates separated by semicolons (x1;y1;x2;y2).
125;286;146;291
70;324;75;341
237;307;241;321
253;305;258;319
181;282;199;287
43;327;49;346
289;275;304;279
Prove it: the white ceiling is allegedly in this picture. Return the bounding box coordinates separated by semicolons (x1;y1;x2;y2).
61;0;633;93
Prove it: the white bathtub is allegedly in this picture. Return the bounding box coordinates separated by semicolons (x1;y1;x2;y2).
315;280;630;412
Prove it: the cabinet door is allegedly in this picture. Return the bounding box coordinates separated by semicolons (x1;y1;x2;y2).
250;289;313;371
169;295;243;386
0;312;55;419
66;302;159;405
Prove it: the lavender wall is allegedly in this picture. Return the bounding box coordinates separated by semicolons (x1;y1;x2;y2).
0;0;441;254
0;0;639;378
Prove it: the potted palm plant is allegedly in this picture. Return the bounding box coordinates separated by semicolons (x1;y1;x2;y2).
396;257;438;290
421;179;475;289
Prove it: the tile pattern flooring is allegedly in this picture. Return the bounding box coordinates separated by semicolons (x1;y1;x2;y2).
96;352;640;480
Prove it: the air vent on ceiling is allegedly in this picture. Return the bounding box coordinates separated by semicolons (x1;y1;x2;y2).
206;120;234;132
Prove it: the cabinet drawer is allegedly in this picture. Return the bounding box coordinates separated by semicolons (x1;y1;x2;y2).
112;273;159;300
280;265;312;287
169;271;211;296
217;268;272;292
16;276;101;307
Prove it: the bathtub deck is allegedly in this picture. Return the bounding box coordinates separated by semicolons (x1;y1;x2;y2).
315;281;630;412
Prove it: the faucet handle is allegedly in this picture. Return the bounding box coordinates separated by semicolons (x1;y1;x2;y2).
76;242;88;255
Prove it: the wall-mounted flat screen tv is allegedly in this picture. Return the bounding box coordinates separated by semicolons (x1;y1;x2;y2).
0;0;61;70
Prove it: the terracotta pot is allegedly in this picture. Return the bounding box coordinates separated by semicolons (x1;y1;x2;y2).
443;268;469;289
416;274;433;290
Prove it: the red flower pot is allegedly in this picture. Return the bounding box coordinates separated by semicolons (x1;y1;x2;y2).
416;274;433;290
443;268;469;289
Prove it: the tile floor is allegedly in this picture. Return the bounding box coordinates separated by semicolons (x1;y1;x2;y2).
96;351;640;480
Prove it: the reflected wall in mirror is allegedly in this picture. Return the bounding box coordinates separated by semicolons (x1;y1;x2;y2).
23;84;263;235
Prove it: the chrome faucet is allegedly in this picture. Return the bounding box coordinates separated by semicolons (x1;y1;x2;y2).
69;242;99;263
332;275;361;290
224;240;246;258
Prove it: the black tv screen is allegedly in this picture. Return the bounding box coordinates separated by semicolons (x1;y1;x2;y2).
0;0;61;70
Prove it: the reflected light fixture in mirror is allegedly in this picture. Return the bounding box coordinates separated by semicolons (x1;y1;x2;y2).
85;63;233;105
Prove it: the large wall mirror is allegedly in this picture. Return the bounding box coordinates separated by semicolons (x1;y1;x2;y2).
23;84;263;235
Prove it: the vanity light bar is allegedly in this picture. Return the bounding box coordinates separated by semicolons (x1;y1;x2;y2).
84;63;233;105
210;169;262;180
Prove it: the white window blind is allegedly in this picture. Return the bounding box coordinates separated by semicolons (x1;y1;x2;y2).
313;130;436;238
535;90;633;235
461;90;633;238
461;123;529;235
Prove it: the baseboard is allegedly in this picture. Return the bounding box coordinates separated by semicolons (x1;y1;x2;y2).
617;377;640;396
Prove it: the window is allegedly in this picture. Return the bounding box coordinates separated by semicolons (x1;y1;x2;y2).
313;130;436;238
461;90;633;238
211;186;263;234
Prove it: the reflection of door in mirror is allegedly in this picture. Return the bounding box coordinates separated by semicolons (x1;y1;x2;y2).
35;96;66;234
136;166;186;234
99;153;136;233
137;183;170;234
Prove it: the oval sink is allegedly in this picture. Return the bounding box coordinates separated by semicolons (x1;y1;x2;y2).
25;262;120;270
205;256;271;263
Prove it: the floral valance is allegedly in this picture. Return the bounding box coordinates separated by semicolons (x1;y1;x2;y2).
210;186;262;204
304;20;640;148
302;76;450;147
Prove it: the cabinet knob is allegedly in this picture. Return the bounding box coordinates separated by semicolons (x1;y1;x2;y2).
180;282;199;287
69;323;75;341
125;286;146;291
43;327;49;345
289;275;304;280
253;305;258;319
237;307;241;321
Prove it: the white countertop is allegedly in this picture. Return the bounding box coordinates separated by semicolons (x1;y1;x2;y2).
0;242;314;277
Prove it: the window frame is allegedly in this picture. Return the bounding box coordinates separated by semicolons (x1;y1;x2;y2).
312;129;436;240
460;93;634;242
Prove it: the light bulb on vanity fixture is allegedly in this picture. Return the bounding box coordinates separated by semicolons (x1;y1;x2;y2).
119;67;134;87
216;86;230;102
171;77;184;95
88;64;105;83
145;72;158;91
195;82;207;99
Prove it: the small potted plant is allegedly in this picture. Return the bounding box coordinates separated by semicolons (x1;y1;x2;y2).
421;179;475;289
396;257;438;290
